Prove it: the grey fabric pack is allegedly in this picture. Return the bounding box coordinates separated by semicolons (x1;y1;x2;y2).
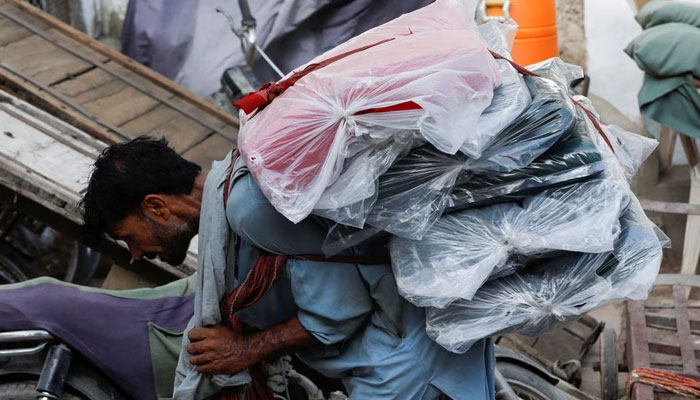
173;152;251;399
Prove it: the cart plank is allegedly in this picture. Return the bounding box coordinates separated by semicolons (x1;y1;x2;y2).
0;15;32;45
119;104;213;153
0;34;93;86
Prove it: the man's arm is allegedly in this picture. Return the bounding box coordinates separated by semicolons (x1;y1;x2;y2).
187;317;318;375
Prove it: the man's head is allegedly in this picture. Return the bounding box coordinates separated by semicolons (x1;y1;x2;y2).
80;137;203;265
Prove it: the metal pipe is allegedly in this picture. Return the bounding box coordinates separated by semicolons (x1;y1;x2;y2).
0;330;54;343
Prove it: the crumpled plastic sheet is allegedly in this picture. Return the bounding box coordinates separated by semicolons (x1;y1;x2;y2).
604;124;658;182
238;0;501;223
312;132;414;226
527;57;584;93
461;20;531;158
389;178;631;308
449;109;605;210
360;74;576;239
424;201;664;353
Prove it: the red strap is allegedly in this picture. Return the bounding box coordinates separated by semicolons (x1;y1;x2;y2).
223;150;240;206
489;50;615;153
219;251;289;326
354;101;422;115
234;37;398;114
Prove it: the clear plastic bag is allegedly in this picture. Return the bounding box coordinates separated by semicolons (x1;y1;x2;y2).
449;110;605;210
238;0;501;223
361;74;576;239
389;178;631;308
424;201;663;353
312;132;414;226
461;20;532;158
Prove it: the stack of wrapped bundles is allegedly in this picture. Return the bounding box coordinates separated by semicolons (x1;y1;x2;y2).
236;0;667;354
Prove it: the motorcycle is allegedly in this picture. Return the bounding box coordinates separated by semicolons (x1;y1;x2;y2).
0;275;568;400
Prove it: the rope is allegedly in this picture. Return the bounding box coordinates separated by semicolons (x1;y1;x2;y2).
626;368;700;399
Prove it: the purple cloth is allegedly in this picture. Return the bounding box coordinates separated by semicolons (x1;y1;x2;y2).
0;282;194;400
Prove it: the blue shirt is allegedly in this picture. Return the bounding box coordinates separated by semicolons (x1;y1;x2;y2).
226;173;495;400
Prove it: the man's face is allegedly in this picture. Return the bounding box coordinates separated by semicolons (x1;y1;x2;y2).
111;211;197;266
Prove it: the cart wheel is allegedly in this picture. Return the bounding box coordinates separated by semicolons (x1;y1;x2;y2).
599;326;618;400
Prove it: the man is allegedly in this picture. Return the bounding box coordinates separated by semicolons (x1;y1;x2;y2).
81;137;495;399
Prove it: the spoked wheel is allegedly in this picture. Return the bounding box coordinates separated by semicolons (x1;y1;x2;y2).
497;362;567;400
0;250;27;284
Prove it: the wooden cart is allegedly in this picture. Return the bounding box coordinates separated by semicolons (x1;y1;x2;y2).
624;274;700;399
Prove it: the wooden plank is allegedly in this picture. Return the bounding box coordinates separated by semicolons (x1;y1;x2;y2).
165;95;239;142
181;135;236;170
0;14;32;46
99;59;179;105
80;86;166;127
62;72;123;105
0;4;109;65
682;168;700;275
0;103;93;194
51;66;113;96
0;33;93;86
673;285;697;374
658;127;676;175
0;63;126;144
8;0;240;129
626;301;655;400
640;199;700;216
119;104;213;153
657;274;700;288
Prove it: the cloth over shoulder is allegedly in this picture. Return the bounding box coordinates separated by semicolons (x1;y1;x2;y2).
173;152;251;400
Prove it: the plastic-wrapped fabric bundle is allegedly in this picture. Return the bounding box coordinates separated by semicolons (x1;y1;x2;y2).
237;0;501;223
449;109;605;209
424;202;663;353
389;178;631;307
312;133;414;226
360;74;576;239
461;21;532;158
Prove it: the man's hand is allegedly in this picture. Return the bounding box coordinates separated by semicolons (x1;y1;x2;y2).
188;324;256;374
187;317;318;375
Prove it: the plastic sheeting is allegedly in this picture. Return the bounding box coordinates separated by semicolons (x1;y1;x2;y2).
359;74;576;239
462;20;531;158
238;0;501;223
424;202;663;353
449;111;605;209
389;178;631;308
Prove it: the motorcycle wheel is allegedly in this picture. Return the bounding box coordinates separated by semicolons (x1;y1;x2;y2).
497;362;567;400
0;381;85;400
0;249;27;284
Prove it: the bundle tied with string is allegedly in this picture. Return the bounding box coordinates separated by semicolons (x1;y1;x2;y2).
389;178;631;307
237;0;502;224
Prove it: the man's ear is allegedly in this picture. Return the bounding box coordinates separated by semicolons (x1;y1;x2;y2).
142;195;171;222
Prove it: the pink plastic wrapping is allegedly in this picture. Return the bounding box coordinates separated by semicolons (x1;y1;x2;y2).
238;0;501;223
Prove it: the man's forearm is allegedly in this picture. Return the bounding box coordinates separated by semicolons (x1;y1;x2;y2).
249;317;319;362
188;317;319;374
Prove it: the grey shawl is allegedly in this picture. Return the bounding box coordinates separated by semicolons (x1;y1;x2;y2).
173;152;251;399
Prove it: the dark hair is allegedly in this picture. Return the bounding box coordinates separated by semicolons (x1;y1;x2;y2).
80;137;201;246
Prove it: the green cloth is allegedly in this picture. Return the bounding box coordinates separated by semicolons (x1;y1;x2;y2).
624;23;700;78
0;275;196;299
638;74;700;139
625;22;700;138
636;0;700;29
148;322;184;400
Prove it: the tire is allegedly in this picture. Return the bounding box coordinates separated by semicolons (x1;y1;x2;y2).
0;249;28;284
497;362;567;400
0;381;85;400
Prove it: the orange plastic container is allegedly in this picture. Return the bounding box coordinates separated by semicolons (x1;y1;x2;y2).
485;0;559;66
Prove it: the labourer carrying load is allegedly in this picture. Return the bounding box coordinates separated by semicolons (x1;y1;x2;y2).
80;0;664;399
